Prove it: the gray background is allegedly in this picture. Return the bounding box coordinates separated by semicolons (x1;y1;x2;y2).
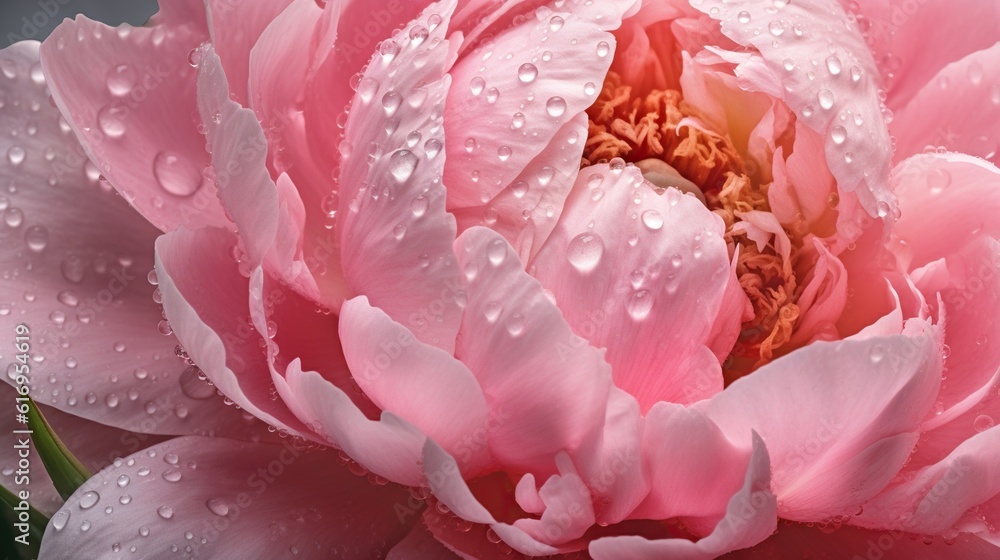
2;0;160;46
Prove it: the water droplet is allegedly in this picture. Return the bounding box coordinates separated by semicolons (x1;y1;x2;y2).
157;505;174;519
737;11;751;23
381;90;402;116
505;313;526;336
869;345;886;364
768;20;785;35
627;290;653;320
511;112;525;129
79;491;100;510
545;96;566;117
139;526;150;537
567;233;605;273
7;146;26;166
487;238;507;266
106;64;136;96
975;414;995;432
483;301;502;323
423;138;442;159
52;509;70;531
117;475;130;488
641;210;664;231
180;366;216;399
410;194;429;217
470;76;486;95
119;494;132;505
153;151;202;196
379;40;400;63
97;105;127;138
162;468;182;482
968;62;984;85
596;41;610;58
4;208;24;228
517;63;538;83
826;56;842;75
206;498;229;516
831;125;847;145
497;145;512;161
389;150;419;182
782;58;795;71
549;15;564;31
24;226;49;252
818;89;835;110
408;25;428;45
105;394;119;408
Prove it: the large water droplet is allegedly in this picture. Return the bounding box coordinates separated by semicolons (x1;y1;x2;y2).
627;290;653;320
206;498;230;516
974;414;995;432
7;146;26;166
79;491;100;510
487;238;507;266
52;509;70;531
596;41;610;57
566;233;605;273
157;505;174;519
737;11;751;23
517;63;538;83
97;105;127;138
818;89;835;110
389;150;419;182
825;55;842;76
107;64;137;96
24;225;49;252
545;96;566;117
641;210;664;231
162;468;182;483
153;151;202;197
831;125;847;145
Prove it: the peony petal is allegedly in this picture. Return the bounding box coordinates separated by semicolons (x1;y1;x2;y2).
154;226;313;439
196;46;278;267
889;153;1000;271
339;296;492;475
39;436;414;558
453;227;612;475
855;425;1000;535
0;41;250;437
722;522;1000;559
38;3;229;232
443;0;635;209
531;164;748;410
283;362;427;486
205;0;295;105
387;523;462;560
590;433;776;560
696;320;943;521
891;43;1000;166
451;113;589;262
692;0;896;241
513;453;596;545
630;403;751;524
336;0;465;352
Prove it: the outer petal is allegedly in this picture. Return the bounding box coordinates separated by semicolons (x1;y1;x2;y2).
0;42;250;437
339;296;492;475
889;153;1000;271
154;226;313;439
387;523;462;560
531;164;748;410
590;433;776;560
336;0;465;352
891;42;1000;165
205;0;295;105
722;522;1000;559
696;320;943;521
39;437;413;558
454;227;612;475
38;2;229;232
692;0;896;241
856;425;1000;535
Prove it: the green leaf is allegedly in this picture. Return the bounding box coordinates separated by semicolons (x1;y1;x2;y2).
0;482;47;558
25;398;92;500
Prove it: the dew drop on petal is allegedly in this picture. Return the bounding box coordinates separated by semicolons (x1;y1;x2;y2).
153;151;202;197
627;290;653;320
389;150;419;182
566;233;604;273
545;96;566;117
206;498;229;516
641;210;664;231
517;63;538;83
974;414;995;432
79;491;100;510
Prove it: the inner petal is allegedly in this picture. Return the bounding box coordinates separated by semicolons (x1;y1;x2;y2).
583;70;804;380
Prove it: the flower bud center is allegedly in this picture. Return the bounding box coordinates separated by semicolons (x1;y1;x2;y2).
583;71;806;381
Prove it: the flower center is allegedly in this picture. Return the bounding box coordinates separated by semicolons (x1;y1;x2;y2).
583;71;803;381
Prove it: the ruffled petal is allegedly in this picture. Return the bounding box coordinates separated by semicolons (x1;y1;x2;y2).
0;41;250;437
891;43;1000;166
531;164;748;410
154;226;313;438
696;320;943;521
691;0;896;242
454;227;612;475
590;433;776;560
339;296;492;475
336;0;464;352
38;2;229;232
39;437;413;558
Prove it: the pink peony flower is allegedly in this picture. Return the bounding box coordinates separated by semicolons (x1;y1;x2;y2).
1;0;999;558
